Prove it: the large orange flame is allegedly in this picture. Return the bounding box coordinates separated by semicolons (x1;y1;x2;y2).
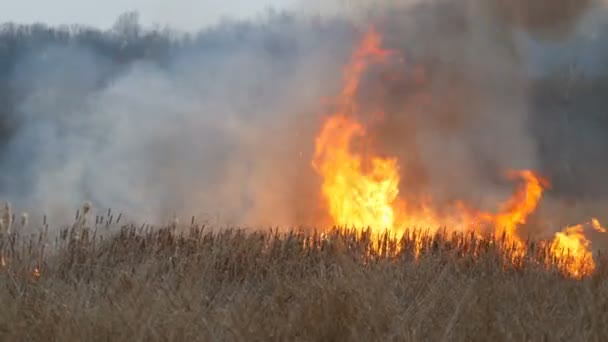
312;28;399;232
549;218;606;278
313;28;545;237
312;27;604;277
493;170;548;239
550;223;595;278
313;114;400;231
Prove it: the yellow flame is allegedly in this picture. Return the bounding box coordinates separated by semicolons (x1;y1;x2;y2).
548;218;607;278
313;114;400;231
312;28;400;235
592;218;607;233
550;224;595;278
493;170;548;240
312;28;603;278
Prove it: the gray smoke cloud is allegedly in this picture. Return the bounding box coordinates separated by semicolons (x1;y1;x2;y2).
0;13;355;227
1;1;608;237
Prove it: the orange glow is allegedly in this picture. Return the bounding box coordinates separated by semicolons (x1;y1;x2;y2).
313;115;400;231
550;224;594;278
340;28;392;105
548;218;607;278
312;28;399;233
592;218;607;233
313;28;546;240
492;170;548;240
312;27;603;277
475;170;548;261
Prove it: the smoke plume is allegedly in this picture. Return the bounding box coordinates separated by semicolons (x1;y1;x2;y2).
1;1;608;234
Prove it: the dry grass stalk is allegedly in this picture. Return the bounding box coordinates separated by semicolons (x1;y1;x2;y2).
0;222;607;341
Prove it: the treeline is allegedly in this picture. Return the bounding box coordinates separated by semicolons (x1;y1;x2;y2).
0;11;343;143
1;9;608;198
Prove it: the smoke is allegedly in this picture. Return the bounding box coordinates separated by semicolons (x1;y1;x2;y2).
485;0;593;39
0;13;357;227
1;1;608;233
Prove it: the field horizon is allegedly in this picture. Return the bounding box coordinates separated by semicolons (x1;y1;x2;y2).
1;205;607;341
3;1;608;340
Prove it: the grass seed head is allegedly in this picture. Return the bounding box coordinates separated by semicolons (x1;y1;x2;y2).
2;201;12;234
20;213;28;228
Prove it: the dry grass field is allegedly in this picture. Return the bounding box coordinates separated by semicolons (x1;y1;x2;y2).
3;1;608;341
1;220;607;341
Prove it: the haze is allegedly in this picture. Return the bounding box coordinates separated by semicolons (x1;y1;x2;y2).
0;0;305;31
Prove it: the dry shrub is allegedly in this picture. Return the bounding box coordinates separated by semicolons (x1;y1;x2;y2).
0;224;607;341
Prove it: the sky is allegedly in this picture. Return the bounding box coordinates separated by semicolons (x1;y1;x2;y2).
0;0;313;31
2;0;604;74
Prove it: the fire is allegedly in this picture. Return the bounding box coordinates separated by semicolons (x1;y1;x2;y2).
32;266;41;279
550;224;595;278
340;28;392;105
313;115;400;231
592;218;607;233
312;28;546;239
312;27;604;277
312;27;400;233
492;170;548;240
548;218;607;278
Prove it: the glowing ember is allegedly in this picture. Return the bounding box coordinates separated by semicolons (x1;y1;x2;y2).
33;267;41;278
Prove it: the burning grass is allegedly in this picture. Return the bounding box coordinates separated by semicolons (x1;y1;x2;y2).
1;223;608;340
2;17;608;342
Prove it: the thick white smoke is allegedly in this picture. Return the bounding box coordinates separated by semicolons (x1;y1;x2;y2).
1;0;608;235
